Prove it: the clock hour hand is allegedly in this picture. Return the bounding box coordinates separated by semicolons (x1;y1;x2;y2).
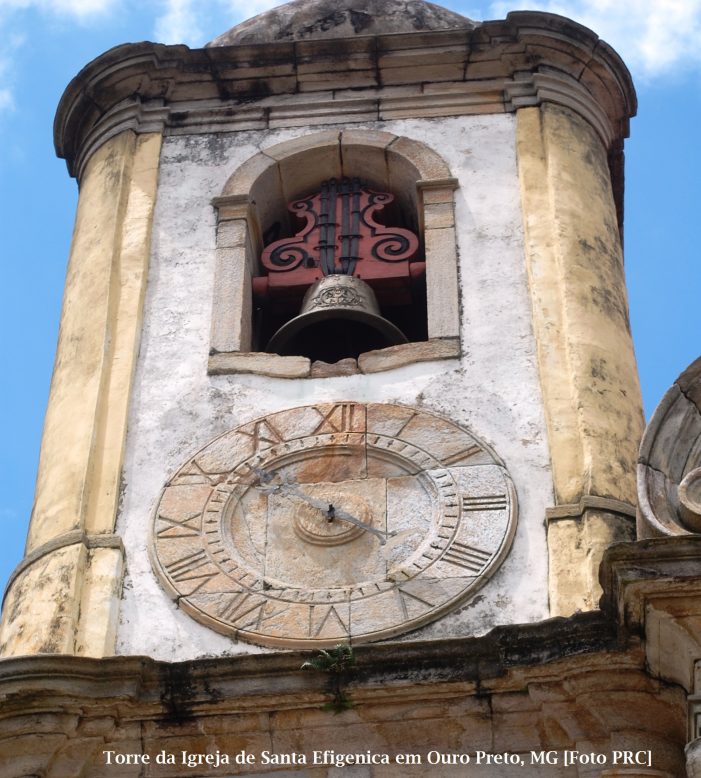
249;466;388;545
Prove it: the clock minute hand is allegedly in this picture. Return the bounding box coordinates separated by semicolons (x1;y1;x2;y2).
250;466;387;545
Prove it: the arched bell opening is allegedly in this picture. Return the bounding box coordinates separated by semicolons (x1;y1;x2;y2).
251;173;428;363
212;131;458;369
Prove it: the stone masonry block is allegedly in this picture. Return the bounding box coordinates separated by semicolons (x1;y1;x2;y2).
208;352;311;379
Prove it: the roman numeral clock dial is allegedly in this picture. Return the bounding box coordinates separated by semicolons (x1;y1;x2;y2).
150;403;517;648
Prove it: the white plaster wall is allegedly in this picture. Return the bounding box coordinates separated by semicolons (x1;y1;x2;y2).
116;115;554;659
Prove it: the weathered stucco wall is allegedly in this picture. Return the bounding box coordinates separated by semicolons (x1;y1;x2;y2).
116;115;555;660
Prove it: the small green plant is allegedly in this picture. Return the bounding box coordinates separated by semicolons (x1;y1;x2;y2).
301;643;355;673
302;644;355;713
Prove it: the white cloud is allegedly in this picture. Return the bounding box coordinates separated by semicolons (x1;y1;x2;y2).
0;0;116;17
150;0;280;47
0;0;117;119
0;33;23;118
488;0;701;77
153;0;203;45
0;89;13;111
47;0;115;13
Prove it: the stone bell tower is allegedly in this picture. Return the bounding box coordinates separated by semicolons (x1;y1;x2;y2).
2;1;697;776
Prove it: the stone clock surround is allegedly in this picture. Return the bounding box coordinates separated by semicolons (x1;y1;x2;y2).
150;403;517;648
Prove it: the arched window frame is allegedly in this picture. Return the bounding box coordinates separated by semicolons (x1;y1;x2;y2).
209;130;460;377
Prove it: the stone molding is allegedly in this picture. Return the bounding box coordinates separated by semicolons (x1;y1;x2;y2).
0;614;622;703
638;355;701;538
601;537;701;648
0;539;694;775
691;696;701;741
546;495;636;522
601;536;701;757
54;11;635;181
208;351;311;378
2;531;123;603
207;338;460;378
357;337;460;373
416;177;460;193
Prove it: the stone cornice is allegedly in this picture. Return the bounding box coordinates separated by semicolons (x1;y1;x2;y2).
0;611;622;717
600;536;701;628
600;536;701;696
55;11;636;181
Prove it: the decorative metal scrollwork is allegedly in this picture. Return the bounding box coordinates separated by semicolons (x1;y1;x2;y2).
260;178;420;284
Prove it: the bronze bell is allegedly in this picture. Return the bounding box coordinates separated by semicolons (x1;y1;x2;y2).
266;274;407;362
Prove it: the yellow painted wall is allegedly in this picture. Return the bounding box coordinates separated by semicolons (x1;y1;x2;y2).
0;131;161;657
517;104;645;614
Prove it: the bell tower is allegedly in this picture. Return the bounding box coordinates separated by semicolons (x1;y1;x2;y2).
3;2;697;776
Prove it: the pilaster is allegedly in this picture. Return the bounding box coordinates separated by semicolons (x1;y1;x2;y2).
0;131;161;658
516;103;645;615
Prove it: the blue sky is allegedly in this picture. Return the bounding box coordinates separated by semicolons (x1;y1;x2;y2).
0;0;699;597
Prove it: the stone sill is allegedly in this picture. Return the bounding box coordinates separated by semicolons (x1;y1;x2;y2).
208;338;460;379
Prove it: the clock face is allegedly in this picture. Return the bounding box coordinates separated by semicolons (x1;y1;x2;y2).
151;403;517;648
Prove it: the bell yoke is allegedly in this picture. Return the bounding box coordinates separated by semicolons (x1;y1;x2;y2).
253;177;425;355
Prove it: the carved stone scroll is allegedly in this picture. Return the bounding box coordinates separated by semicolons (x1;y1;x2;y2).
638;356;701;537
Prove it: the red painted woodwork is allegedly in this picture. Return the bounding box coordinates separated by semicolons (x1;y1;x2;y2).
253;178;424;305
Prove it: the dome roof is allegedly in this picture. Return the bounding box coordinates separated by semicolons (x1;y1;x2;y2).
207;0;476;46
